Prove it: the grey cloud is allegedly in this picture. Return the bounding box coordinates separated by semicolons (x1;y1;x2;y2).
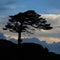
0;6;7;11
0;0;17;11
31;14;60;38
6;0;16;5
54;26;60;28
42;14;60;26
48;9;60;14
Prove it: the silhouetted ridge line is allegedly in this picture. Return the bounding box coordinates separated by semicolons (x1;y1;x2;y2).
0;39;60;59
0;39;17;48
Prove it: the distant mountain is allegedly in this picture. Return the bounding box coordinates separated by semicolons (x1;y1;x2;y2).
0;32;6;39
22;43;60;60
9;38;18;44
22;37;60;54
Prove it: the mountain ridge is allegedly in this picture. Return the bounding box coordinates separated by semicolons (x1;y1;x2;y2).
0;39;60;60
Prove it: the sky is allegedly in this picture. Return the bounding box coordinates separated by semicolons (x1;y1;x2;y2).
0;0;60;44
0;0;60;16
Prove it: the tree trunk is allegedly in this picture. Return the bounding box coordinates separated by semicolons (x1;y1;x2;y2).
18;22;23;47
18;23;23;47
18;32;22;47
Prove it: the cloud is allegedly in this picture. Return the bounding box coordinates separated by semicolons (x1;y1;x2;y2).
48;9;60;14
38;36;60;44
41;14;60;26
4;4;16;9
0;0;26;16
37;14;60;38
0;0;26;11
0;1;16;11
0;16;8;26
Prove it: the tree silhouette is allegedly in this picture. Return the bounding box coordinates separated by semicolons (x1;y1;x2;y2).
3;10;53;46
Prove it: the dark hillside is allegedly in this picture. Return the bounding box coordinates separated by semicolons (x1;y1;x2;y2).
0;39;60;60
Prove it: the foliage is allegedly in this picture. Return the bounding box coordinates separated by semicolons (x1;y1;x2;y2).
3;10;53;34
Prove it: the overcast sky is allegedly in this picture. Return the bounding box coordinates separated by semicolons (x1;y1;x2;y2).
0;0;60;44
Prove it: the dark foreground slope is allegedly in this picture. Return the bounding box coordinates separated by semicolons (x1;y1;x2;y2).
0;39;60;60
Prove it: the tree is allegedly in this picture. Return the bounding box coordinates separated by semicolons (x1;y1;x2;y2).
3;10;53;46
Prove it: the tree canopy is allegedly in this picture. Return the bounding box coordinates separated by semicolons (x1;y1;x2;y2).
3;10;53;33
